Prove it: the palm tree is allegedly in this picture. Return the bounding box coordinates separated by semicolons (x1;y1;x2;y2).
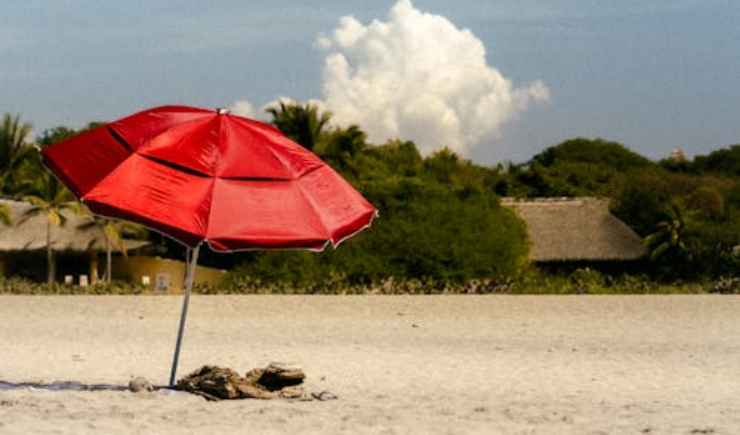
320;125;368;174
644;203;691;261
18;170;77;284
0;113;34;193
77;208;148;283
265;101;332;151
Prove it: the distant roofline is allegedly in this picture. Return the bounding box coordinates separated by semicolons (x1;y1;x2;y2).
501;196;645;262
0;198;149;253
500;196;607;203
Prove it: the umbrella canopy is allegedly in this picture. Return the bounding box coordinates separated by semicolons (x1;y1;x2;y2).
41;105;377;385
41;105;377;251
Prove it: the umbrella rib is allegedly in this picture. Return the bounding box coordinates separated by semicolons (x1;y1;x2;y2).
106;126;133;152
137;154;212;178
239;120;321;180
295;181;334;243
216;175;292;182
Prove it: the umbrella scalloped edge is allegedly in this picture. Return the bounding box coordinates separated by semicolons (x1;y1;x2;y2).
204;209;379;253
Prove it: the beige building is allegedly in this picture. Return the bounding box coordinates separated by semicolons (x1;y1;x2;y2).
113;255;226;293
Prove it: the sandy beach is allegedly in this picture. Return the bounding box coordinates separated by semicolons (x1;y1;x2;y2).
1;295;739;434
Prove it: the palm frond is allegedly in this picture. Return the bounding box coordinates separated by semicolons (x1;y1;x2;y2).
643;233;661;247
48;210;62;227
76;220;98;231
104;222;123;247
650;242;671;261
0;203;11;225
22;195;48;209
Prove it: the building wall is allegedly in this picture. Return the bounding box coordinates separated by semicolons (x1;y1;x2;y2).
112;256;226;293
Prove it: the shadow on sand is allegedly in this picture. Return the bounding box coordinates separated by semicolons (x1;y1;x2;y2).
0;380;147;392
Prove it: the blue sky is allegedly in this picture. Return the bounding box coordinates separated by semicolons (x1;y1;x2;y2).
2;0;739;164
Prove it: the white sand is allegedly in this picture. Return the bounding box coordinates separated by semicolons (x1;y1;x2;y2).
1;295;739;434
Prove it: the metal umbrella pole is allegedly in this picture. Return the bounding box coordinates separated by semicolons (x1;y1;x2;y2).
169;244;201;386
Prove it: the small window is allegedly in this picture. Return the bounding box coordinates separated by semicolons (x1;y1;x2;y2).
155;273;170;291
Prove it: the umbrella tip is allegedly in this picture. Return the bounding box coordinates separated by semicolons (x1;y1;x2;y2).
216;108;230;115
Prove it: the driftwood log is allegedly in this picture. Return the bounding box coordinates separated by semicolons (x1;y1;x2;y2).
177;363;306;401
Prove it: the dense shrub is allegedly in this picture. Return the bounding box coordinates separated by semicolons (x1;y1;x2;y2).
508;270;706;295
0;277;146;294
506;138;658;199
569;268;606;294
691;145;740;177
611;171;673;237
687;186;725;220
0;274;716;295
710;277;740;294
225;178;529;286
532;138;655;171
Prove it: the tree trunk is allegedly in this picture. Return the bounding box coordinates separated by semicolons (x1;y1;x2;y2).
89;251;99;285
106;238;112;283
46;219;54;285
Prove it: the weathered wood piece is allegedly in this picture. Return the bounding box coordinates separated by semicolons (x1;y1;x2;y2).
176;363;307;401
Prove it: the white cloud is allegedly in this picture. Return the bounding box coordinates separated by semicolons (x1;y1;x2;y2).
316;0;550;155
228;100;257;118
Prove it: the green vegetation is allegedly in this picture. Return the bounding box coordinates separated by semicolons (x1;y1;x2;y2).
265;101;331;151
2;271;734;295
0;113;35;193
609;164;740;280
0;277;147;295
0;203;10;226
0;106;738;293
662;144;740;177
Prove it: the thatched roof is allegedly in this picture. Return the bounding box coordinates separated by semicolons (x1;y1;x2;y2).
502;197;646;262
0;199;149;253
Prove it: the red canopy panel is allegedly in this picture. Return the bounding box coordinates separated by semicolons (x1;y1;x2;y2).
206;178;332;251
82;154;213;246
110;105;214;151
296;166;377;245
136;115;221;176
42;126;132;197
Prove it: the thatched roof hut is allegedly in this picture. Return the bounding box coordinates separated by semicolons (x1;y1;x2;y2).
0;199;148;253
501;197;646;262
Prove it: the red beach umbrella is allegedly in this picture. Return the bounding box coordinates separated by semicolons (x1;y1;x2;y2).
41;105;377;385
